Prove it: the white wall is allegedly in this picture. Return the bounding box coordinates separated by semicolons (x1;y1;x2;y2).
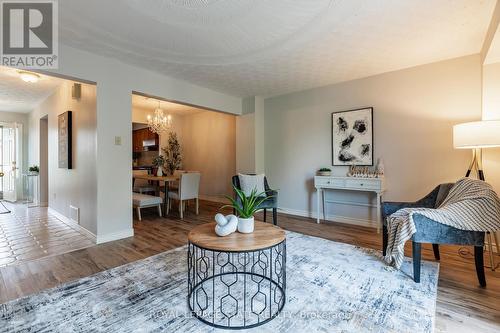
236;113;255;173
29;81;98;235
482;62;500;193
43;44;242;243
264;55;482;225
483;62;500;120
235;96;265;174
254;96;265;174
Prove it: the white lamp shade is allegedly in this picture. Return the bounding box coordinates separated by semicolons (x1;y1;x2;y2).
453;120;500;149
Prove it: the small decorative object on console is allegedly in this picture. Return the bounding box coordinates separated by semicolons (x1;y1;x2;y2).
347;165;383;178
214;213;238;236
317;167;332;176
376;158;385;176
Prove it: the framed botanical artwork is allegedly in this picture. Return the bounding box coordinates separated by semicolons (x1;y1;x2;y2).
331;107;373;166
58;111;73;169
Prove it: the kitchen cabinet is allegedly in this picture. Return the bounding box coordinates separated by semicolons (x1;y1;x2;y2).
133;128;159;152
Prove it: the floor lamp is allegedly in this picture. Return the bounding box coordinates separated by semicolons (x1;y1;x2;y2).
454;120;500;271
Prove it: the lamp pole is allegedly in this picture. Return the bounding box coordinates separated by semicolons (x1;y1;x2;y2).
464;147;498;271
465;148;485;181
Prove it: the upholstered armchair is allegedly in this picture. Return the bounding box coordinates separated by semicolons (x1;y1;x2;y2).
382;183;486;287
231;175;278;225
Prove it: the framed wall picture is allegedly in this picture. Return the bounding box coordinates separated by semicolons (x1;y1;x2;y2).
332;107;373;166
58;111;73;169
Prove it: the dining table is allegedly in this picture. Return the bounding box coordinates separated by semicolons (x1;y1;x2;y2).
132;174;179;215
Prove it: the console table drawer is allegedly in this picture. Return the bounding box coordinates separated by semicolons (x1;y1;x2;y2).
345;179;381;190
345;178;380;190
315;177;345;187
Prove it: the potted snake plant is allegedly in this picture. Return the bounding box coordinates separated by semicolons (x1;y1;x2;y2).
222;186;274;233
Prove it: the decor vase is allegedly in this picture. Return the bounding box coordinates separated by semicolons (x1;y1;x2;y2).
156;167;163;177
237;216;254;234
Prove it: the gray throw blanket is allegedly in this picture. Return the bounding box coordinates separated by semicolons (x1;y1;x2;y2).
385;178;500;269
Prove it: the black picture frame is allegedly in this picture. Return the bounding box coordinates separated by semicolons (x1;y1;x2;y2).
58;111;72;169
331;107;374;166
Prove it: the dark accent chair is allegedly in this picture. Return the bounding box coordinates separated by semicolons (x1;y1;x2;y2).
382;183;486;287
231;175;278;225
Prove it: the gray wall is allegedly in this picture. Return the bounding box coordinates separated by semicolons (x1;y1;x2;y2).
264;55;482;225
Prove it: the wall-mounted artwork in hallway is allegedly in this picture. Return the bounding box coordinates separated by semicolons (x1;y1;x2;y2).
58;111;72;169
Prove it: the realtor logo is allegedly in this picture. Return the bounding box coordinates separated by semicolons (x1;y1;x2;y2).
1;0;58;68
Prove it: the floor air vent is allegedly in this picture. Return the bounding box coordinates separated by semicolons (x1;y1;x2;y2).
69;205;80;224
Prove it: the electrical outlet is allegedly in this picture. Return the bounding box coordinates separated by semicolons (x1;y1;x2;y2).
115;136;122;145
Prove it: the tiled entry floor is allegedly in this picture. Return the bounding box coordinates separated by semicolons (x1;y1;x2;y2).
0;203;95;267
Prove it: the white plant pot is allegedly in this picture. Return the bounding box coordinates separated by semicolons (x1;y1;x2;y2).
156;167;163;177
237;216;254;234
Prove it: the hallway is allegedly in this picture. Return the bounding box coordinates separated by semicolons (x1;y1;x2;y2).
0;203;94;267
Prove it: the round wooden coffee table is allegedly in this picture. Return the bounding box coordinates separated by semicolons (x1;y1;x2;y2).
187;221;286;329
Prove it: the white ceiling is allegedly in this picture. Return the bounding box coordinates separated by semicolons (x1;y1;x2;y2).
58;0;495;97
132;94;205;116
0;67;64;113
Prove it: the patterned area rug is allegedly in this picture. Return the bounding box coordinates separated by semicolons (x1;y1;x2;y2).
0;232;439;332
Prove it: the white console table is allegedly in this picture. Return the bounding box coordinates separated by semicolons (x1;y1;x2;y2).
314;176;386;232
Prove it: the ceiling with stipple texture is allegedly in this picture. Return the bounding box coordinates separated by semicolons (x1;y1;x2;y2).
59;0;496;97
0;67;64;113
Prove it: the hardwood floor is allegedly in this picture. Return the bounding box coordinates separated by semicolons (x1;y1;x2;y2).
0;200;499;332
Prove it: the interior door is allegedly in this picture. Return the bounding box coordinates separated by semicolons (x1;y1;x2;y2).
1;123;19;202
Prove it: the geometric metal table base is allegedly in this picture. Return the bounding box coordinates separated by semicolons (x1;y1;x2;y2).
187;240;286;329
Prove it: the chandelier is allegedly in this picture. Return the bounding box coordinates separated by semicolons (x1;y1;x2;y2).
147;101;172;134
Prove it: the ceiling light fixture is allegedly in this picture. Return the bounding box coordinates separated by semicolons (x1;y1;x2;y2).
18;71;40;83
147;100;172;134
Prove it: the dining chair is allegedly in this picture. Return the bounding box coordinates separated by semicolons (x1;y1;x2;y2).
169;170;185;192
133;170;156;194
167;172;201;218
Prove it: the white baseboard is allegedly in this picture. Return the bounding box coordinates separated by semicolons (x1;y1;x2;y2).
278;207;377;228
48;207;134;244
48;207;97;242
96;228;134;244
